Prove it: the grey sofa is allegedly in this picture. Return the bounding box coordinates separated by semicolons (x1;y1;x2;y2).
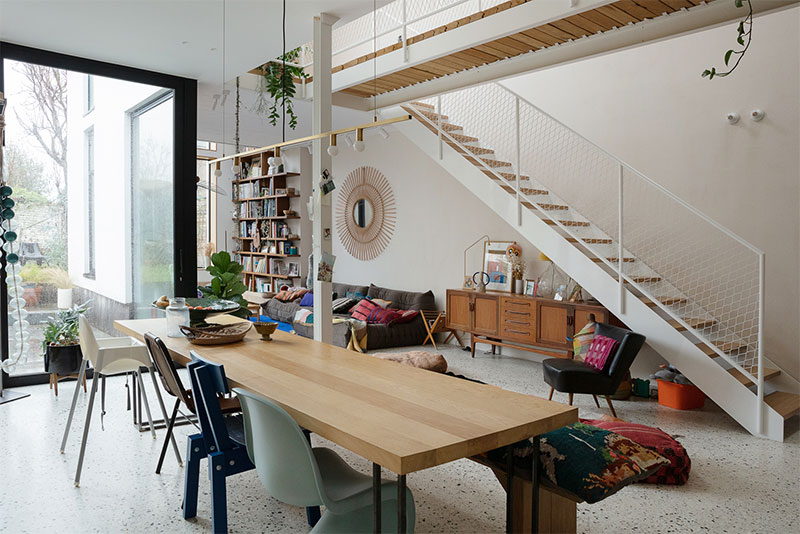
261;282;436;349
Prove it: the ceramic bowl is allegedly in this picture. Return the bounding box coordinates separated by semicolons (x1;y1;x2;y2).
253;322;279;341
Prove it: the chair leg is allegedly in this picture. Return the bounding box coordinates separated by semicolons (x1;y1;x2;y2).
49;373;53;390
592;395;601;408
605;396;617;418
548;388;554;401
209;453;228;534
74;371;100;487
183;435;204;520
61;359;88;453
54;374;59;396
149;368;182;466
568;393;574;406
157;399;182;474
302;429;322;527
136;370;157;440
82;372;87;392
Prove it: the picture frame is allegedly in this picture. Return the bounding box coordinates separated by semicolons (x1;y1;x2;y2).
483;241;514;293
287;261;300;277
524;279;536;296
275;188;287;196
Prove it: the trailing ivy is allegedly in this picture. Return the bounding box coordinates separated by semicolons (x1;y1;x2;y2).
254;46;309;129
702;0;753;80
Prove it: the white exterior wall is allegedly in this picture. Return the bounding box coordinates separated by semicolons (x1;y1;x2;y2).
66;72;164;304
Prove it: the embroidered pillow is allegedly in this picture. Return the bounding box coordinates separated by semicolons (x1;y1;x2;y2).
573;321;596;361
367;307;402;325
345;290;366;301
293;309;313;324
276;287;309;302
350;299;380;322
584;334;618;371
370;298;392;309
390;310;419;325
581;418;691;485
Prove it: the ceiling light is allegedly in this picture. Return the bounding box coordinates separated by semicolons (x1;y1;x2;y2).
327;134;339;157
353;129;365;152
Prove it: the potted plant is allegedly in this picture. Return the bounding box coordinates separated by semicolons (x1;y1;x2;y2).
197;251;251;320
42;302;89;375
42;267;74;309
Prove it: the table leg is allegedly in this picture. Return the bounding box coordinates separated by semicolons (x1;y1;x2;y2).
506;444;514;534
398;473;407;534
373;463;381;533
531;436;540;534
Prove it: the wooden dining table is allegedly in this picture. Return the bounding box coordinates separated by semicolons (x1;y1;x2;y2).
115;318;578;533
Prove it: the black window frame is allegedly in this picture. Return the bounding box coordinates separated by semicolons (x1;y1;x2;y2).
0;41;197;387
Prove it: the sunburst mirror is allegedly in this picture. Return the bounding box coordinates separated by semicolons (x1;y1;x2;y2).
336;166;396;261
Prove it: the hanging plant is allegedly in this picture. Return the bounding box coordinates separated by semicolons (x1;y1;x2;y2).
702;0;753;80
254;46;309;129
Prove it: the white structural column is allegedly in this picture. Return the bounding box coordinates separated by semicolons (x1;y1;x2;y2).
312;13;338;343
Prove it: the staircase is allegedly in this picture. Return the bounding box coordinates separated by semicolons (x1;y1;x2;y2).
385;84;799;441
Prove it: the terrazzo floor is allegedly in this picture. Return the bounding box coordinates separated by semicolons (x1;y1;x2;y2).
0;344;798;533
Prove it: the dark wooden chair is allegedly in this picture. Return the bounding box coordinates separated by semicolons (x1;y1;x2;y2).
542;323;645;417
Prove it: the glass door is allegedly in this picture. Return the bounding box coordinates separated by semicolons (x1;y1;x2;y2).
0;47;194;386
131;92;174;318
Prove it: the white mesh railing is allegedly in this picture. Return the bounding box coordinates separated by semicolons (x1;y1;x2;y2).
405;82;767;425
290;0;504;74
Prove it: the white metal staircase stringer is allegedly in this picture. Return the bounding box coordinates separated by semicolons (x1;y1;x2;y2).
385;105;788;441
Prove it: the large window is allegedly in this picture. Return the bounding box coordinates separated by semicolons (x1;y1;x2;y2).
0;42;197;386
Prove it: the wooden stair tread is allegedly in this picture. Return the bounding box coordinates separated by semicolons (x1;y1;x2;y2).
567;237;613;244
538;203;569;211
668;317;717;331
417;109;449;121
728;367;780;386
695;341;747;358
440;122;464;132
521;188;548;195
628;276;662;284
643;296;689;307
483;169;530;181
478;158;512;168
448;132;479;143
542;219;591;227
591;257;635;263
410;101;435;110
765;391;800;419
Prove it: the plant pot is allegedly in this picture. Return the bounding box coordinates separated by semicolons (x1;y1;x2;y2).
57;288;73;309
44;344;83;375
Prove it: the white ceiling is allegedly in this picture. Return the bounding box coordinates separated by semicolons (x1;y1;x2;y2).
0;0;385;82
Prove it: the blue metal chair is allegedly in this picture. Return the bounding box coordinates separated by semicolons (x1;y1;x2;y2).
183;352;320;533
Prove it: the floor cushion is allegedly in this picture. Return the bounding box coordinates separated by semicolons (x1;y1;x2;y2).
581;418;691;485
372;351;448;373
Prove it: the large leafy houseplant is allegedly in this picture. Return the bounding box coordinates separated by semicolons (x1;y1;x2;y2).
253;46;309;129
197;251;251;319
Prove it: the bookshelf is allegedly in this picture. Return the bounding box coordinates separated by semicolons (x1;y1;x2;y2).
232;150;306;292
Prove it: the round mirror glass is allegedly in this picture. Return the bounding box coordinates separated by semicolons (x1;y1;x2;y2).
353;198;373;228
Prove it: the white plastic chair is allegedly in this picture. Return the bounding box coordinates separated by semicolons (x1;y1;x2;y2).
60;316;168;487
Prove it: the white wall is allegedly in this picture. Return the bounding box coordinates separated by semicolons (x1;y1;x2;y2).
500;7;800;379
66;72;164;304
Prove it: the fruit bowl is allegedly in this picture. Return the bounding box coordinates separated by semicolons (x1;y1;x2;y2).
253;322;279;341
152;297;242;325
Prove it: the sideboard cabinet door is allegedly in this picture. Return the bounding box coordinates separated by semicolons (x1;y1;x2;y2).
447;291;472;331
473;295;499;336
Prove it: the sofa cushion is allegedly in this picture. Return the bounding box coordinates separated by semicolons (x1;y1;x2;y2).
332;297;357;314
371;298;392;309
261;299;302;324
573;321;596;361
367;284;435;311
298;292;314;307
332;282;370;301
350;299;380;322
585;334;618;371
392;310;419;325
275;287;309;302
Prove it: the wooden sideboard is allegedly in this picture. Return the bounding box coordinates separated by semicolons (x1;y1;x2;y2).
446;289;611;358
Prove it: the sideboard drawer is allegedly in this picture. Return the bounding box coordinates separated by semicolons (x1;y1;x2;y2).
501;320;537;344
501;297;534;313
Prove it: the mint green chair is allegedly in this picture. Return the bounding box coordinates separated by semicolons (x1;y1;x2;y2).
233;387;415;533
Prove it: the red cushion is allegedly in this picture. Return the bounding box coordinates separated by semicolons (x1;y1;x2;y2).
368;308;402;325
391;310;419;325
350;299;380;322
581;418;691;485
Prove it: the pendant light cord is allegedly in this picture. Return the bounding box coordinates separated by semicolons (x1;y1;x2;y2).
282;0;286;143
373;0;377;122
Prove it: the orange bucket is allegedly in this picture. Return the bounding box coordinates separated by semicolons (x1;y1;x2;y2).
657;379;705;410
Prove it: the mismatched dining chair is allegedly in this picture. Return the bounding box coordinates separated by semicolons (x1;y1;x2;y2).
143;333;239;474
542;322;645;417
234;386;416;533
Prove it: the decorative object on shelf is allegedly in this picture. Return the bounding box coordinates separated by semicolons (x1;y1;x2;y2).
463;234;490;289
553;284;568;301
317;251;335;282
287;262;300;277
506;243;525;292
472;271;489;293
335;166;396;261
537;251;557;298
568;283;583;303
524;279;536;297
483;241;514;293
253;321;279;341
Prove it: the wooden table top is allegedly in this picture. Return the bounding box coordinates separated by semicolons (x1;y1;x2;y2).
115;318;577;474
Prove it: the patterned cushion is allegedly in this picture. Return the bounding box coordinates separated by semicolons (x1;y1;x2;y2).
332;297;357;314
573;321;596;361
293;309;313;324
350;299;380;322
585;334;618;371
275;288;309;302
581;418;691;485
371;298;392;309
391;310;419;325
497;423;669;504
368;308;402;325
298;292;314;307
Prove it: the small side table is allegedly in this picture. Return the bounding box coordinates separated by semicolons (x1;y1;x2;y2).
50;372;87;397
420;310;465;350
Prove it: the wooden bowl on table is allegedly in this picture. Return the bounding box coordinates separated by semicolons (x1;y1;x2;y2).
253;322;279;341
